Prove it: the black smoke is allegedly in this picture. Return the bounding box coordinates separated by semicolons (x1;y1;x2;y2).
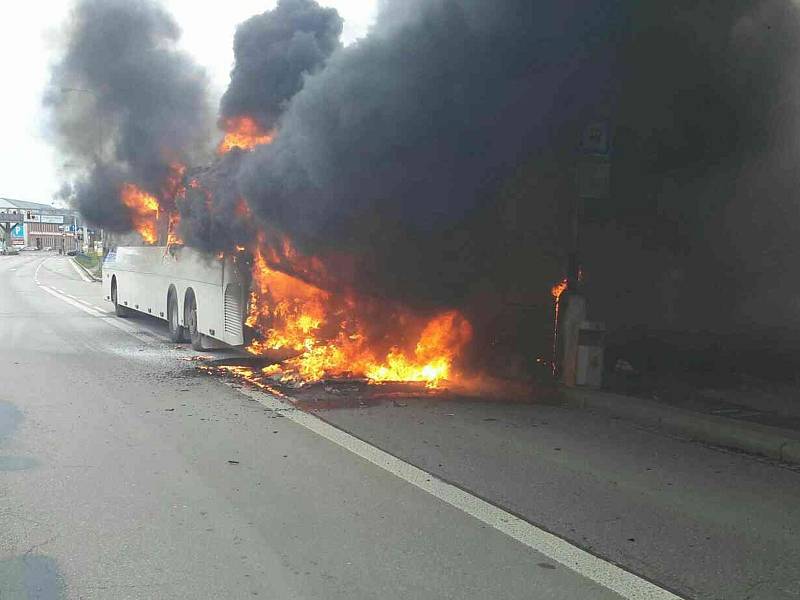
219;0;343;130
235;0;624;311
45;0;212;231
223;0;800;373
45;0;800;376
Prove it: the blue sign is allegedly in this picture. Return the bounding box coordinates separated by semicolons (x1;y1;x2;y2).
10;223;24;238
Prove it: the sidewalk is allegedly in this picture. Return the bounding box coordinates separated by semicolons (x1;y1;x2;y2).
561;385;800;465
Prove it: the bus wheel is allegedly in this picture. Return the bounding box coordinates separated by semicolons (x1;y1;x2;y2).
185;292;204;351
112;279;129;318
167;290;185;343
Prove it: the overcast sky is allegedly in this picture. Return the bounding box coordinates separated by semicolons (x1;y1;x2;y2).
0;0;377;206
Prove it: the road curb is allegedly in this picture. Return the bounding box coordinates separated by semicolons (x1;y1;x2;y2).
70;257;101;282
561;387;800;464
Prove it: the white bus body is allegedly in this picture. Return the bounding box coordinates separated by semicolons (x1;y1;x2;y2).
102;246;247;349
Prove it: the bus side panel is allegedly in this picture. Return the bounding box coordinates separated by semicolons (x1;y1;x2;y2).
105;246;245;347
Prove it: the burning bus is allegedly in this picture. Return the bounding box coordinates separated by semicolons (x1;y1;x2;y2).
101;150;473;390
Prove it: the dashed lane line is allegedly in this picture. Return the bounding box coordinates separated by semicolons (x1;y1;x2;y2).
35;258;158;345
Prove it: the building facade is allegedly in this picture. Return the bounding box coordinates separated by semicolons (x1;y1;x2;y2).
0;198;84;253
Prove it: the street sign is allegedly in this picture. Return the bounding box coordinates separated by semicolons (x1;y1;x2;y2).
10;223;24;239
25;214;64;224
0;212;22;224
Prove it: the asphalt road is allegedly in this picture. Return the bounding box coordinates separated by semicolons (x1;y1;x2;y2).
0;252;798;600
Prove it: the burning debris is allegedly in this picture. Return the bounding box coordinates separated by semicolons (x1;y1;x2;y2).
246;246;473;387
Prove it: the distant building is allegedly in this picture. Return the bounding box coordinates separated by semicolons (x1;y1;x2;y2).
0;198;83;252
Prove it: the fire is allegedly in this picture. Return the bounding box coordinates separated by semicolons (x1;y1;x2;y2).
217;116;273;154
163;162;187;201
167;211;183;246
120;183;160;244
245;246;472;388
119;162;187;245
551;278;568;300
234;197;252;218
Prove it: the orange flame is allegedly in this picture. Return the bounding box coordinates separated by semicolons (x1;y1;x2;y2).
551;278;568;300
217;116;273;155
167;211;183;246
120;184;160;244
245;244;472;388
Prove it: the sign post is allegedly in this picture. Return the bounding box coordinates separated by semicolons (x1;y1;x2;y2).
555;121;612;384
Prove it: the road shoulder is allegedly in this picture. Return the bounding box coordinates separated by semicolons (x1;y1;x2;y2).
562;386;800;464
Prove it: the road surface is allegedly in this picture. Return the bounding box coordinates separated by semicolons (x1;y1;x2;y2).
0;252;798;599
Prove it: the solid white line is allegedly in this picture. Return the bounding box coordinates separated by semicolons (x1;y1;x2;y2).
33;258;46;284
68;257;93;282
232;384;684;600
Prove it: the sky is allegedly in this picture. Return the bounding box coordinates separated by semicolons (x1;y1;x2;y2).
0;0;377;206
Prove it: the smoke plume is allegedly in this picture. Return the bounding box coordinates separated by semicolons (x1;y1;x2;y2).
219;0;343;131
234;0;623;312
45;0;212;231
45;0;800;374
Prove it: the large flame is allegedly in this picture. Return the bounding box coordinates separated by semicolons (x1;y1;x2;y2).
120;184;160;244
245;243;472;388
119;162;187;245
551;278;568;300
217;116;273;155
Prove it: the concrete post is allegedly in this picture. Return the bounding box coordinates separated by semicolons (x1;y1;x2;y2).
559;292;587;387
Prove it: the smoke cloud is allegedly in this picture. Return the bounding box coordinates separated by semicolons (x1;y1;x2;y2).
219;0;343;131
234;0;623;311
45;0;212;231
44;0;800;373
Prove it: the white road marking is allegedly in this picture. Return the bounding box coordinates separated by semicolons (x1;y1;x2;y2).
35;258;158;345
234;383;684;600
33;254;683;599
39;285;104;317
34;258;46;284
68;257;93;282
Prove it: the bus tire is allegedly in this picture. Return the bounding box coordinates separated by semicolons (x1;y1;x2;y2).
167;288;185;343
185;291;205;351
111;277;130;318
